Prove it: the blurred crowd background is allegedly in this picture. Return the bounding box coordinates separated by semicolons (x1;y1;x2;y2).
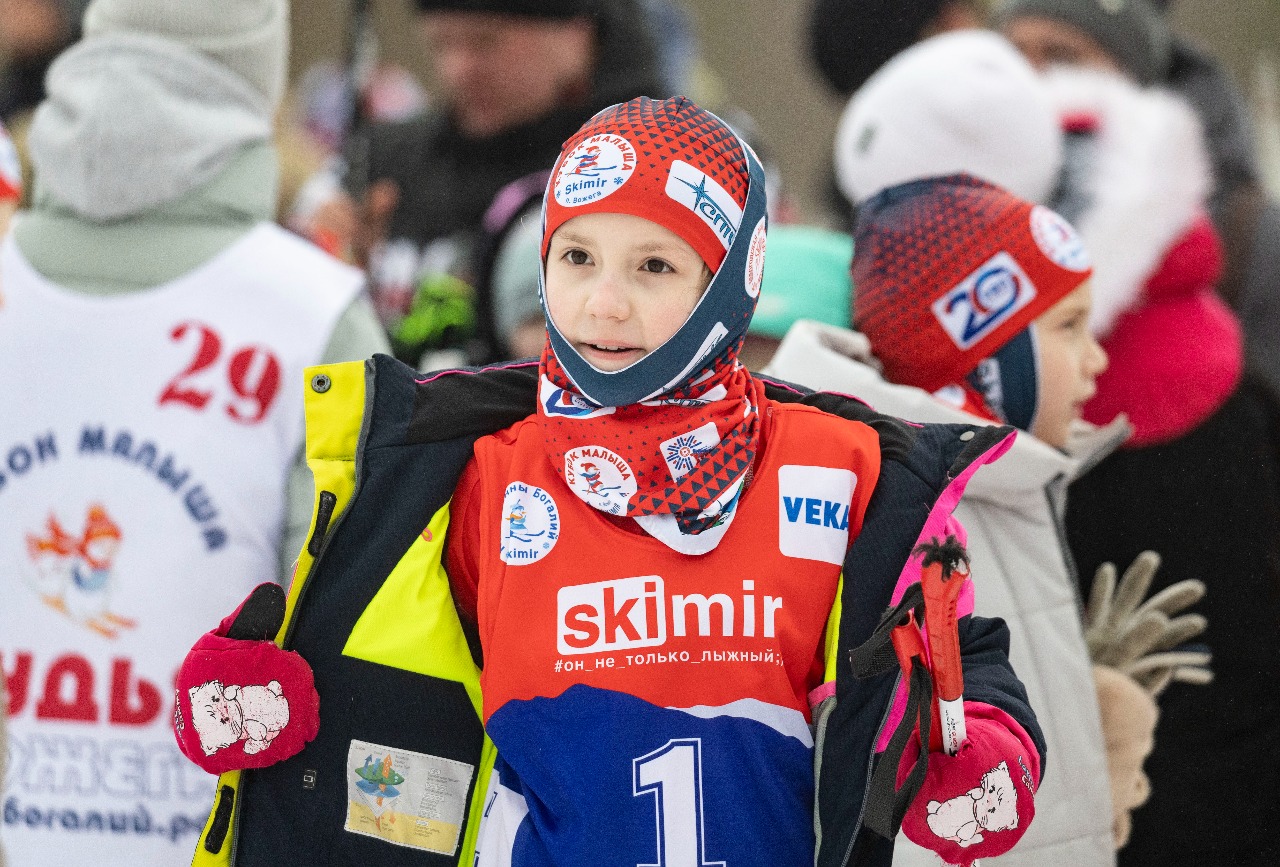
287;0;1280;218
4;0;1277;220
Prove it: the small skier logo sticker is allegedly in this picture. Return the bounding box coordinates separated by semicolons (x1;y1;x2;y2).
564;446;637;516
499;482;560;565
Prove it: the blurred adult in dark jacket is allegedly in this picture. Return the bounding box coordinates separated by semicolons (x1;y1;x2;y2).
302;0;666;368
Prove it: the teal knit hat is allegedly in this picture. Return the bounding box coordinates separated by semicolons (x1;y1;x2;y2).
748;225;853;339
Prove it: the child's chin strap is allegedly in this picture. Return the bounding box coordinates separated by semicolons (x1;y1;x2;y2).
848;581;934;840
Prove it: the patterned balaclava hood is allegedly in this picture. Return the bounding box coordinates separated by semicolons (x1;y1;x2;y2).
537;96;769;554
854;174;1093;430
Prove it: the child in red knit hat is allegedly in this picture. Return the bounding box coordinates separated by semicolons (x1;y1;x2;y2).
852;173;1107;448
768;173;1214;863
173;99;1046;867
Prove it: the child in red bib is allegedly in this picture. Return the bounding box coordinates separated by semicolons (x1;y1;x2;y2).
176;97;1045;867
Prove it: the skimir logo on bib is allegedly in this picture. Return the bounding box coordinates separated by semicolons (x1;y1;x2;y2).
557;575;784;655
499;482;560;565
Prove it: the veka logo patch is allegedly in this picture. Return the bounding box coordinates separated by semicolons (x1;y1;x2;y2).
553;134;637;207
665;160;743;250
778;465;857;565
499;481;560;565
932;252;1037;351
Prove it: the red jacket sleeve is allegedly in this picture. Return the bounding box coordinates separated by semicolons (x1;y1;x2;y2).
445;456;483;626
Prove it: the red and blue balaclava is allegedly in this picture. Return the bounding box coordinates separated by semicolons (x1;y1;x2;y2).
536;96;769;553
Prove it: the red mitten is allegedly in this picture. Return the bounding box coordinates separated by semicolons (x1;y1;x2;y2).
173;584;319;774
901;703;1039;866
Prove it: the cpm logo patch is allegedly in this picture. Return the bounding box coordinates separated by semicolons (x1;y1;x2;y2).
778;465;857;565
665;160;743;250
931;252;1037;351
558;576;666;655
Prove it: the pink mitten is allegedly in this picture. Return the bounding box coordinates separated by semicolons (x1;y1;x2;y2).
173;584;319;774
901;703;1039;866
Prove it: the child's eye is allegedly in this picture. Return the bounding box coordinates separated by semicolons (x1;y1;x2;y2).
564;249;591;266
642;258;675;274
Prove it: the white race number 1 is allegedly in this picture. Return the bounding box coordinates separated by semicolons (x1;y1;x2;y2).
633;739;725;867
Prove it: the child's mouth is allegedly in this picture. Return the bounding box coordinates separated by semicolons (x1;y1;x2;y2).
579;342;644;369
582;343;643;358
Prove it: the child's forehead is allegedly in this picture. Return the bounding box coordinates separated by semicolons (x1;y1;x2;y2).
1035;278;1092;317
548;212;702;254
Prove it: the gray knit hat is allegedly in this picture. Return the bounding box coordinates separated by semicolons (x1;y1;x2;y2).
995;0;1172;85
82;0;289;107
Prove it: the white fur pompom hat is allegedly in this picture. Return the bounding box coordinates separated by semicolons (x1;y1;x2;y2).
834;30;1063;206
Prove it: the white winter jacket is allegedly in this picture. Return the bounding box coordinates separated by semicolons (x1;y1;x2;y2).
767;320;1130;867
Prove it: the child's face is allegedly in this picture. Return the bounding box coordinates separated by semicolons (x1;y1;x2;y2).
545;212;711;372
1030;280;1107;448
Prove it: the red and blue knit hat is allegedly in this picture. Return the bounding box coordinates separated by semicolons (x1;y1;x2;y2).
854;175;1093;424
539;96;769;407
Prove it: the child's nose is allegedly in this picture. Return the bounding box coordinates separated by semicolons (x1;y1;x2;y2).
1087;336;1109;376
583;272;631;320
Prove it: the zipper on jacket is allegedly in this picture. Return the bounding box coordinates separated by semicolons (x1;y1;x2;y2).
838;671;901;867
229;373;377;863
224;483;349;866
307;491;338;556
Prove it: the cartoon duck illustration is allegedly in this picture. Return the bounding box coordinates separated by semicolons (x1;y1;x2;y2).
355;753;405;831
65;505;137;638
28;504;137;638
580;462;604;494
504;500;545;545
26;514;77;612
507;502;528;532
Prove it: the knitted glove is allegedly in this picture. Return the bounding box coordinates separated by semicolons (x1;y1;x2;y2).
173;583;319;775
901;704;1039;866
1084;551;1212;695
1093;664;1158;849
